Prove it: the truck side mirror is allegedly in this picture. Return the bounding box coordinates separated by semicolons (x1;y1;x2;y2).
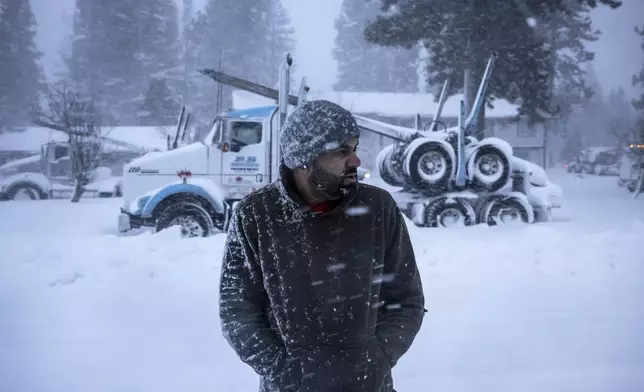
217;119;235;152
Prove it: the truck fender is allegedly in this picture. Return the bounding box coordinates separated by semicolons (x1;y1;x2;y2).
0;172;50;199
140;182;226;218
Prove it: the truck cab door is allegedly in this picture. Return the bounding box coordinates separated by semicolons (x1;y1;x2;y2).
219;119;269;200
44;143;73;186
207;118;224;185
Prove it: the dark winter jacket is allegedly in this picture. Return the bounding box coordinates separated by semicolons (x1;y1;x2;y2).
219;165;425;391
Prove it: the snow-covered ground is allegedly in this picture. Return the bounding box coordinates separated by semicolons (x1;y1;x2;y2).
2;170;644;392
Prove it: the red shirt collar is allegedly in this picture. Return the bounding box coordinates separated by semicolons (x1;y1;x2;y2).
308;199;341;213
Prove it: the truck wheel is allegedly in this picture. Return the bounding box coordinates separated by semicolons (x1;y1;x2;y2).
376;144;404;187
405;141;453;195
480;196;532;226
469;145;510;192
533;205;552;223
424;196;476;228
155;202;216;238
5;183;44;201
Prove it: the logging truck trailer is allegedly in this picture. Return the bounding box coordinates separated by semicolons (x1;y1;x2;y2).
117;54;562;237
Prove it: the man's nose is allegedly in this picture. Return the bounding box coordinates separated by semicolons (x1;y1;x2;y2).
347;154;361;167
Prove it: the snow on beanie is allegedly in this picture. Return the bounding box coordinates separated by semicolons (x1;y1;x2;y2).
279;99;360;170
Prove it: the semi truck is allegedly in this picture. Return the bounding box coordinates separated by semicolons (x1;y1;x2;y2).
0;121;181;201
0;140;138;201
117;54;563;237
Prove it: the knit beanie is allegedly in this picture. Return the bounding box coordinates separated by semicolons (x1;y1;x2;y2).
279;99;360;169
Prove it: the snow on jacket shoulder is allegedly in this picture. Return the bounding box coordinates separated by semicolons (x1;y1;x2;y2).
218;173;425;392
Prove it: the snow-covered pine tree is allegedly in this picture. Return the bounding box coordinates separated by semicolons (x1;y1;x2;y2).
139;78;180;126
0;0;46;129
333;0;418;93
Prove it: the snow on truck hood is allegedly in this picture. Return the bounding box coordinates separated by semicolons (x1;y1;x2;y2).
512;156;548;187
124;143;206;171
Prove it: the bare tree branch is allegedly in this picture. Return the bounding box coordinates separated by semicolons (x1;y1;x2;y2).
32;82;106;202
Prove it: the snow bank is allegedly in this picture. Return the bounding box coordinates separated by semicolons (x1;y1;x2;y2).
2;175;644;392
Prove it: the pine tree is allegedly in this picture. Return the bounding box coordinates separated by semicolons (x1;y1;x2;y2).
264;0;297;88
0;0;46;128
65;0;140;125
135;0;181;123
185;0;295;119
139;78;180;126
632;25;644;112
632;24;644;145
605;87;635;147
542;0;599;117
183;3;235;117
333;0;418;92
365;0;621;136
65;0;181;125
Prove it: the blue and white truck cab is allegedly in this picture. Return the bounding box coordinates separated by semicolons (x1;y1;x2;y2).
118;104;287;237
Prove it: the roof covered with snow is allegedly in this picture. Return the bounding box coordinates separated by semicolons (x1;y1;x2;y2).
0;126;172;153
232;90;520;119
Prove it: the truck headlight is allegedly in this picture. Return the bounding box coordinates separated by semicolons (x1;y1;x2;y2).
129;195;151;215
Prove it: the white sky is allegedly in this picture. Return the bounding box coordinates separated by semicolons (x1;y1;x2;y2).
30;0;644;97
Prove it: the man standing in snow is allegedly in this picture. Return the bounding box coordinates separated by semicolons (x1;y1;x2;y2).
218;100;425;392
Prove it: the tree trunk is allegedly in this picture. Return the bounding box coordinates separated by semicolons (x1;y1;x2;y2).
543;121;550;169
70;178;84;203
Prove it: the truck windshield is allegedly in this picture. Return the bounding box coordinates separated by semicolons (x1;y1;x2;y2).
230;121;262;148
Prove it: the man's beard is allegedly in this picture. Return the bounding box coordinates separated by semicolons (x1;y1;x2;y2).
310;163;358;200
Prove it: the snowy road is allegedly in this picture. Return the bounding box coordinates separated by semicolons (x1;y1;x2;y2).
1;170;644;392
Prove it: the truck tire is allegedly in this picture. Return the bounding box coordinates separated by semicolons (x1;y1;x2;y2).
155;201;216;238
4;183;46;201
376;144;404;187
479;196;532;226
405;141;453;195
424;196;476;228
469;145;510;192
